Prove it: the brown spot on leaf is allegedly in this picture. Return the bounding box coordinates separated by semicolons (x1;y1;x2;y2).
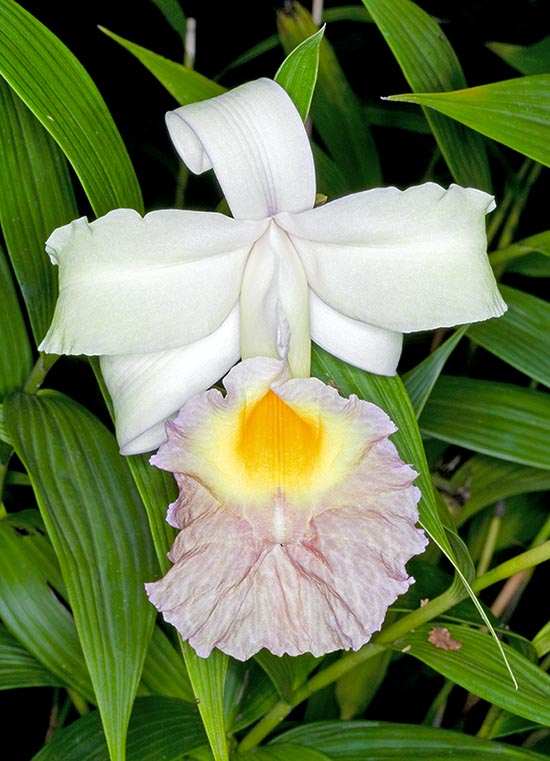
428;626;462;651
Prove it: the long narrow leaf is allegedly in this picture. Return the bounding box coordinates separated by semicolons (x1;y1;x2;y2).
396;624;550;727
311;345;455;558
388;75;550;168
403;326;468;417
278;2;382;190
0;0;143;215
420;376;550;470
274;26;324;121
5;391;158;761
0;623;64;690
467;285;550;387
0;77;76;342
0;510;94;701
32;697;207;761
271;719;550;759
182;643;229;761
100;27;225;106
0;242;32;397
311;347;515;684
449;454;550;526
361;0;491;189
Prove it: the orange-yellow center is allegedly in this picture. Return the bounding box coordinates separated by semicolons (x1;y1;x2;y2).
237;390;322;491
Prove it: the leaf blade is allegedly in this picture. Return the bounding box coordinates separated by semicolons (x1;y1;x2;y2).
5;391;158;761
388;75;550;168
0;0;143;215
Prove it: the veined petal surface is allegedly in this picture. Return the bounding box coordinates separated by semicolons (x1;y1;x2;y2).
166;78;316;220
277;183;507;333
310;291;403;376
39;209;265;355
100;306;240;455
146;357;427;661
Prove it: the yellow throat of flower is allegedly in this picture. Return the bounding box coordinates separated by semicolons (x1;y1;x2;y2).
237;390;322;492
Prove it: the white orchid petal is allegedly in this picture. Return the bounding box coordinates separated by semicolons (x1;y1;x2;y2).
100;306;240;455
277;183;507;333
310;291;403;376
39;209;264;356
166;79;316;220
240;222;310;378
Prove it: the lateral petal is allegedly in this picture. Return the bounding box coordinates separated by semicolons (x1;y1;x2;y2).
310;291;403;376
100;306;240;455
277;183;507;333
39;209;264;355
166;78;316;220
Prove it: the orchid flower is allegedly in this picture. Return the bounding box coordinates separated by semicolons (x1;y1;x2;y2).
145;355;428;660
39;78;506;455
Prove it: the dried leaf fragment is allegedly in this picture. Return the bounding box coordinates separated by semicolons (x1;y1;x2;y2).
428;626;463;651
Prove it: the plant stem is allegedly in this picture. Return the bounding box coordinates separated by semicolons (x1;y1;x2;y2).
476;702;502;739
237;541;550;752
476;501;505;577
23;352;59;395
472;541;550;594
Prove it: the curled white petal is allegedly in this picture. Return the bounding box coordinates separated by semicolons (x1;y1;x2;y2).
166;78;316;220
39;209;264;356
310;291;403;375
277;183;507;333
101;306;240;454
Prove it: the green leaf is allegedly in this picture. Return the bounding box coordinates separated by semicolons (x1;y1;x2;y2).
224;660;279;734
0;510;94;701
182;644;229;761
5;391;158;761
420;376;550;470
0;242;32;398
467;286;550;387
141;625;193;702
90;360;177;574
278;2;381;190
275;26;324;121
388;75;550;168
32;697;207;761
533;620;550;659
449;454;550;527
403;326;468;417
238;747;332;761
489;711;540;740
487;36;550;75
311;345;454;559
254;651;321;701
126;453;177;573
361;0;490;190
509;254;550;277
150;0;187;38
311;347;515;683
396;624;550;727
101;27;225;106
271;719;550;759
0;621;65;690
323;5;372;23
491;230;550;269
0;78;76;342
335;649;392;719
0;0;143;216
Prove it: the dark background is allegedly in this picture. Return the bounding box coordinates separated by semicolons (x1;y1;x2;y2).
4;1;550;758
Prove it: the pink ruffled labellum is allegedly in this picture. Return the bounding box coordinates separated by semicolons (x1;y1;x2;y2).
146;357;428;661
